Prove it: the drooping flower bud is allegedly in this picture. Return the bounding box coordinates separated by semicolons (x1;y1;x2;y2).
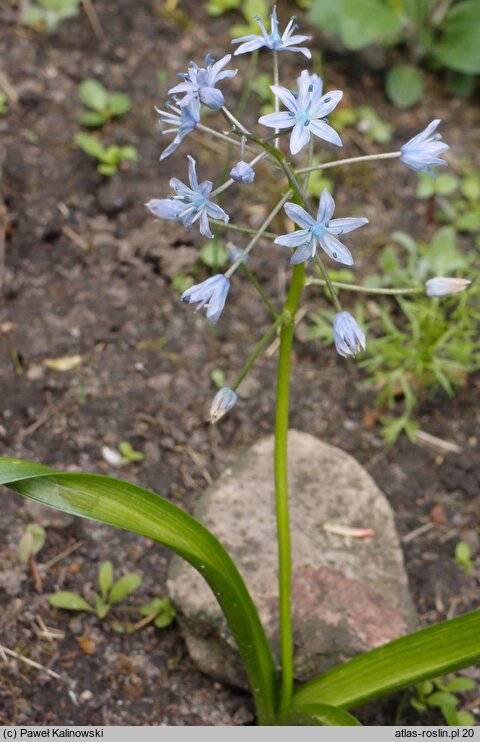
425;277;471;297
333;311;366;358
230;160;255;184
209;387;237;424
181;274;230;324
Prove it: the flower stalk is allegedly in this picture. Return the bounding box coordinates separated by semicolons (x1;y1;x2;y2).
275;260;305;719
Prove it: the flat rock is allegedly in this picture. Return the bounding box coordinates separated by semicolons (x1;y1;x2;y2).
168;430;416;688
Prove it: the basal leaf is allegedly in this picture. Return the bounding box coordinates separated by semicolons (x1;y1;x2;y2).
293;610;480;710
283;703;362;726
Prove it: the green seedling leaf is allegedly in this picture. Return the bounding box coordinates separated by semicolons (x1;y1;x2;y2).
444;677;476;693
49;591;93;612
200;241;228;268
22;7;46;29
77;111;107;128
461;175;480;202
18;524;46;562
98;560;114;600
442;704;460;726
171;274;194;294
427;691;458;708
74;132;105;160
108;92;132;117
456;710;475;725
0;92;7;115
411;698;428;712
98;164;117;176
140;597;177;629
356;106;392;144
119;145;138;162
386;65;424;109
93;593;111;619
210;368;226;389
118;442;144;463
78;79;109;113
455;541;473;575
206;0;240;16
0;457;277;725
109;573;142;604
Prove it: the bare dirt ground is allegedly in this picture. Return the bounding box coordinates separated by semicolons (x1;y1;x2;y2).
0;0;479;725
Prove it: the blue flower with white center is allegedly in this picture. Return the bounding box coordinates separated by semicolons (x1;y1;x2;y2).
230;160;255;183
232;5;311;58
146;155;229;239
275;188;368;266
168;54;237;111
400;119;449;174
181;274;230;324
425;277;471;298
333;312;366;358
209;387;238;423
258;70;343;155
156;98;201;161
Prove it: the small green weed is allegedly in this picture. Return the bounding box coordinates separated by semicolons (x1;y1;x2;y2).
74;133;137;175
455;541;474;576
22;0;80;33
411;675;476;726
49;560;142;619
78;79;132;128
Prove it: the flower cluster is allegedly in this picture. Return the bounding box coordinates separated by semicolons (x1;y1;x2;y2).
145;5;468;423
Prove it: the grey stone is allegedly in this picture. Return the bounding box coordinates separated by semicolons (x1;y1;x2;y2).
167;430;416;688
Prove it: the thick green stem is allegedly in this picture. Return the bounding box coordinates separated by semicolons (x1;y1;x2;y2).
275;261;305;719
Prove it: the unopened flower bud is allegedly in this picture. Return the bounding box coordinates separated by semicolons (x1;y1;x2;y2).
425;277;471;297
209;387;237;424
333;311;366;358
230;160;255;183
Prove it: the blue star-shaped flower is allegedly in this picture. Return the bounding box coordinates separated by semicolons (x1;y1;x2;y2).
232;6;311;58
146;156;229;239
400;119;449;174
259;70;343;155
155;98;201;161
168;54;237;111
181;274;230;324
275;188;368;266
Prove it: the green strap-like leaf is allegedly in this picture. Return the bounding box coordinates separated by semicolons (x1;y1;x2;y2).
283;703;362;726
293;610;480;710
0;457;277;725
